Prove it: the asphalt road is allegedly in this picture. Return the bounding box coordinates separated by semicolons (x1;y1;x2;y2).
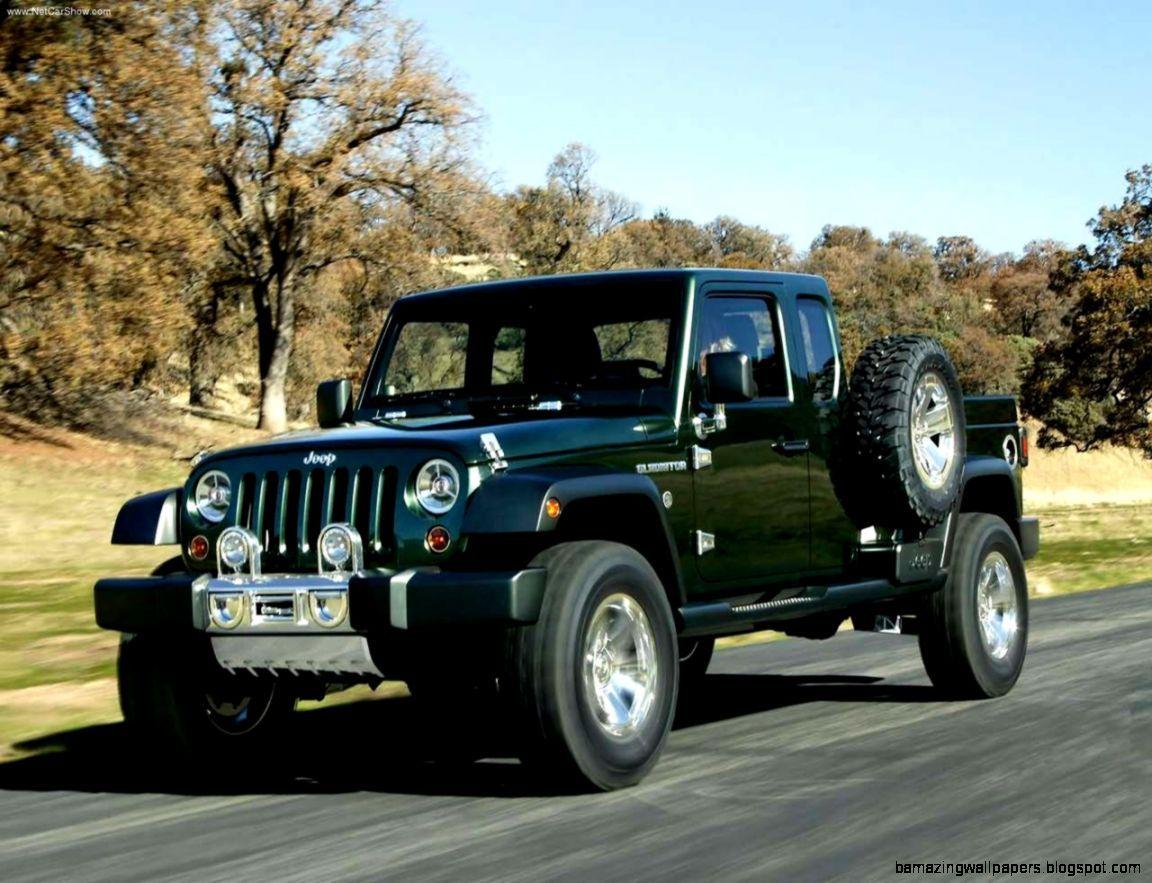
1;584;1149;882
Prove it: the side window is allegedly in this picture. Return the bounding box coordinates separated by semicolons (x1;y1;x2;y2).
384;321;468;394
697;295;788;399
796;297;839;402
491;326;526;386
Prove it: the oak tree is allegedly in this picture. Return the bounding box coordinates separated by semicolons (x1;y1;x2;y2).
1025;166;1152;454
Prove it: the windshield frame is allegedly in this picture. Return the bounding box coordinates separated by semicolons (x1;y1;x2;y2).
355;274;691;419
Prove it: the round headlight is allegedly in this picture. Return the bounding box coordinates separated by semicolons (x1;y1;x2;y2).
414;459;460;515
195;470;232;523
208;592;245;629
318;523;363;573
308;590;348;628
218;528;250;571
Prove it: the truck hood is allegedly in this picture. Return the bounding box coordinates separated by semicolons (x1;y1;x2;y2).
197;412;668;469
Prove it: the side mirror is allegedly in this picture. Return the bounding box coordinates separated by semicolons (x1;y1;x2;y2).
317;379;353;428
703;352;756;404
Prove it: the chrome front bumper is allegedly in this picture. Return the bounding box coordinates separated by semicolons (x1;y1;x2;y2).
194;573;358;635
193;572;381;677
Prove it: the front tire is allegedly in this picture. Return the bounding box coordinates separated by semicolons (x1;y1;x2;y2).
918;514;1028;698
505;541;679;791
118;632;295;758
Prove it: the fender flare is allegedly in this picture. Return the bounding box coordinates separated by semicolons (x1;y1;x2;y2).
941;456;1023;567
111;488;181;545
462;467;684;604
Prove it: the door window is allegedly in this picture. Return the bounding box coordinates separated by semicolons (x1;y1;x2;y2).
796;297;840;401
698;296;789;399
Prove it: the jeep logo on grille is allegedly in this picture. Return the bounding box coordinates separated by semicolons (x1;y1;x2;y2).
303;451;337;467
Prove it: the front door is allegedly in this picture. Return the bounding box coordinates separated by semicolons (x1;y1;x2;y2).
691;290;811;586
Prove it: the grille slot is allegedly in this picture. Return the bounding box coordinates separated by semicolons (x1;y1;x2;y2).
351;467;374;543
304;469;325;552
257;472;280;554
282;470;302;558
375;467;398;555
237;464;396;567
237;474;256;530
330;468;350;525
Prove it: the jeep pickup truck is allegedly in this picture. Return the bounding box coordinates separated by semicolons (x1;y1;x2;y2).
95;269;1039;790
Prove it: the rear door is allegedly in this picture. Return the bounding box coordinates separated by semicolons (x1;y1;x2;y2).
691;287;811;587
791;291;856;576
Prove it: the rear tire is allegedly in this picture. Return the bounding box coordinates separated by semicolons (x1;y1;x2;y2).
505;541;679;791
918;514;1028;698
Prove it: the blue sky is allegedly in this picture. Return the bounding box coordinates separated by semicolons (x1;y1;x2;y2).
394;0;1151;256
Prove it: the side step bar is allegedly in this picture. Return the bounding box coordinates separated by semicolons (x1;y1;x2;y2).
678;576;942;638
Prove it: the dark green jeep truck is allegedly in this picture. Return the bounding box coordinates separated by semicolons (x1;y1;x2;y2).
95;269;1039;790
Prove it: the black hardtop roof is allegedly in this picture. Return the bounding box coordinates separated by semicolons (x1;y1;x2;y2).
397;268;829;305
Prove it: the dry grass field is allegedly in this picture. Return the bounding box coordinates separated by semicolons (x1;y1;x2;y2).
0;411;1148;759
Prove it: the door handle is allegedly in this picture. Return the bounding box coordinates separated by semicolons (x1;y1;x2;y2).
772;438;810;456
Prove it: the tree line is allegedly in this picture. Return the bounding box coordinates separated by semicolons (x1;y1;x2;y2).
1;0;1149;454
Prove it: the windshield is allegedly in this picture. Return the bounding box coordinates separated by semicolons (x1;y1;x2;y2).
361;276;686;417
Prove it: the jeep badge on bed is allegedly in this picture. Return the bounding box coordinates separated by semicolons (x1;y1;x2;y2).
95;269;1039;791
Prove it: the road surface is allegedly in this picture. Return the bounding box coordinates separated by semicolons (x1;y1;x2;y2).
1;584;1149;881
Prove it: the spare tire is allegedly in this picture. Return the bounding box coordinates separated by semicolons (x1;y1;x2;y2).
839;335;966;530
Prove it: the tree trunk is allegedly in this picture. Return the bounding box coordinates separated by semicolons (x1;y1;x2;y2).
188;288;221;408
254;277;295;433
258;371;288;433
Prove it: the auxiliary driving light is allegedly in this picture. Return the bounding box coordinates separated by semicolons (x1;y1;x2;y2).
318;523;364;574
208;591;246;629
308;589;349;628
216;526;261;577
219;530;249;570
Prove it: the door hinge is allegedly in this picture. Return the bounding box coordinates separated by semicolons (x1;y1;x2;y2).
694;530;716;556
479;432;507;471
689;445;712;470
692;404;728;439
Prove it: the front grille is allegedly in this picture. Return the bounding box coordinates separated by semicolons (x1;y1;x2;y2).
233;465;398;568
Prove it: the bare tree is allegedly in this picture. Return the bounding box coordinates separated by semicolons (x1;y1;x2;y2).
506;144;637;275
206;0;472;431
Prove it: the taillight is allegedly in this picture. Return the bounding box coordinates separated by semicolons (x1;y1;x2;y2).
1020;428;1030;467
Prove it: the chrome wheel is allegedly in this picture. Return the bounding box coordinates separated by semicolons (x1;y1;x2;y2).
581;593;659;738
976;551;1019;661
204;683;277;736
911;371;956;490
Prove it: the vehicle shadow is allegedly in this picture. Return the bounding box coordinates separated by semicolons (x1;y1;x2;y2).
0;673;940;799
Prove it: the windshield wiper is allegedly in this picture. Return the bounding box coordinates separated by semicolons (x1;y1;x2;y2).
368;390;463;420
464;390;583;416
